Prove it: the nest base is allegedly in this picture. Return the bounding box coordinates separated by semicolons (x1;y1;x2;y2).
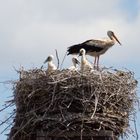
8;68;137;140
28;130;117;140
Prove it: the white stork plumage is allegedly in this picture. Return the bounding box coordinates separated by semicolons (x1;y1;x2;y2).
79;48;93;71
67;31;121;68
44;55;57;72
68;57;80;71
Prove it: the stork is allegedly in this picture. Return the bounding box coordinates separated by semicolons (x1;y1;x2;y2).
79;48;93;71
67;31;121;68
44;55;57;72
68;57;80;71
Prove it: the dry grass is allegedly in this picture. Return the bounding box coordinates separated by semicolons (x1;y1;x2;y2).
6;68;138;139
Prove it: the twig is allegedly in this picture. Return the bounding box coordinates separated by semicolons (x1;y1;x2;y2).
0;122;13;134
0;102;14;112
134;115;139;140
47;76;79;84
0;112;15;126
60;51;67;70
55;49;59;69
11;117;34;139
91;94;99;119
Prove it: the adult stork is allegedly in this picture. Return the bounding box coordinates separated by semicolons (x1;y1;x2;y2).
44;55;57;72
67;31;121;68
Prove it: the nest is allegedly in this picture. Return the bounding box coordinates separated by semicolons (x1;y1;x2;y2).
9;68;137;140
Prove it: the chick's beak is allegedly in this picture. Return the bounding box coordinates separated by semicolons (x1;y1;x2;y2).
44;57;49;63
78;52;82;57
75;59;80;65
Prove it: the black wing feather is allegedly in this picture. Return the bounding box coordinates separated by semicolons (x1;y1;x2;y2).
67;39;103;55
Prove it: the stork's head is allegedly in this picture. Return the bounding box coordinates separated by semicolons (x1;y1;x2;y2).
44;55;54;63
79;48;86;56
107;31;121;45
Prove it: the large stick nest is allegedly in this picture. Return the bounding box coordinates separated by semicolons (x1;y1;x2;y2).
9;68;137;139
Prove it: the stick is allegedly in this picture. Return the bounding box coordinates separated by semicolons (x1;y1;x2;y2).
60;51;67;70
134;115;139;140
55;49;59;69
91;94;99;119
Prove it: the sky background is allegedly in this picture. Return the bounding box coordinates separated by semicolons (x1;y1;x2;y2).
0;0;140;139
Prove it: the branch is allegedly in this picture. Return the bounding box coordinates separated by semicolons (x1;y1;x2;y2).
55;49;59;69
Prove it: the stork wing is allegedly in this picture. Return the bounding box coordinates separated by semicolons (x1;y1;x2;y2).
67;39;104;55
82;39;105;52
67;43;82;55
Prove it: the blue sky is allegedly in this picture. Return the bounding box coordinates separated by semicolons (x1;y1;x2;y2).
119;0;139;19
0;0;140;139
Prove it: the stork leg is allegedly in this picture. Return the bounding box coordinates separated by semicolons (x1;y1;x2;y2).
97;56;100;70
94;57;97;69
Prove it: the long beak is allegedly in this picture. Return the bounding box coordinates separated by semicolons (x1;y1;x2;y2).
44;57;49;63
113;34;122;45
74;58;80;65
78;52;82;57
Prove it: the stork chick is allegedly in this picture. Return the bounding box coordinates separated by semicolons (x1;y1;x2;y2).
79;48;93;71
68;57;80;71
44;55;57;72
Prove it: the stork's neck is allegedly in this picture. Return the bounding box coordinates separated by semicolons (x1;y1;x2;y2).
81;53;87;62
105;37;115;46
48;61;53;66
73;62;76;67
